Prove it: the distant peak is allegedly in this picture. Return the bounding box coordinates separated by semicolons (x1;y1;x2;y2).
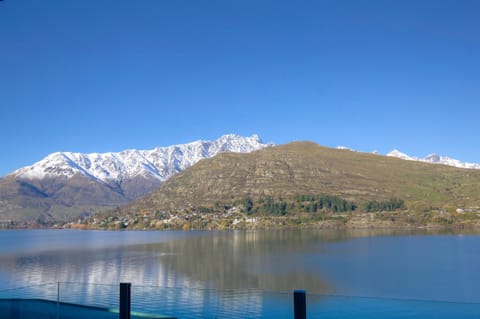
336;146;355;151
386;150;480;169
387;149;415;160
388;149;403;155
424;154;441;162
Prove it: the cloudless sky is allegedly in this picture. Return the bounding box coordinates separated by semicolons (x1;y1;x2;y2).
1;0;479;176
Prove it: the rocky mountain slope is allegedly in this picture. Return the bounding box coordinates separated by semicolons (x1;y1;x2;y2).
0;134;271;222
124;141;480;216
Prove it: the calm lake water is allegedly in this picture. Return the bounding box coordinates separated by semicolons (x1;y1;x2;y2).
1;228;480;318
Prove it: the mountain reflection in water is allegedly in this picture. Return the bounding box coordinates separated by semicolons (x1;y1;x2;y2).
139;230;335;292
1;228;479;302
1;229;345;292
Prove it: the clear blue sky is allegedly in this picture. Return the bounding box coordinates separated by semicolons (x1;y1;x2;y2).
1;0;479;176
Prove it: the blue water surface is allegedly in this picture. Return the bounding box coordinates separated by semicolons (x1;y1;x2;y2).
0;229;479;318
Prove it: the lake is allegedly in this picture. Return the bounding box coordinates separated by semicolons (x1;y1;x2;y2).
1;228;480;318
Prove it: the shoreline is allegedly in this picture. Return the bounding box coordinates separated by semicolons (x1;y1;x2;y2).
5;213;480;232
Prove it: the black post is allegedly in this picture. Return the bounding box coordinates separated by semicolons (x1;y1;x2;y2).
294;290;306;319
120;282;131;319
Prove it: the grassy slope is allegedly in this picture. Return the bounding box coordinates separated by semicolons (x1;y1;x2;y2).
0;174;127;222
126;142;480;214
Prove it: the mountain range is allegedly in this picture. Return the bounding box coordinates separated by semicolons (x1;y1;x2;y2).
1;133;479;224
0;134;271;222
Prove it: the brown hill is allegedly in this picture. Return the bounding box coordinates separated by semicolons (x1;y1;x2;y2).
0;174;135;222
125;142;480;214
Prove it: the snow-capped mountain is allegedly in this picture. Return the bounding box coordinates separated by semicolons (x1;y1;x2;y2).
11;134;271;183
387;150;480;170
334;145;479;169
0;134;271;222
386;150;417;161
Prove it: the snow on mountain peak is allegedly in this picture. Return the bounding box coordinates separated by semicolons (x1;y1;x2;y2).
386;150;417;161
333;144;479;169
424;154;441;163
336;146;354;151
387;149;480;169
11;134;273;182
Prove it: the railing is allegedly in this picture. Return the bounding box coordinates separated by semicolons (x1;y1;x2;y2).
1;282;480;318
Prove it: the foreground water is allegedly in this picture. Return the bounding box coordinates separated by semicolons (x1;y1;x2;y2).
0;228;479;318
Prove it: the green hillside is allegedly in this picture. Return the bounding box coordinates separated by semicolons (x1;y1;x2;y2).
80;142;480;230
130;142;480;210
